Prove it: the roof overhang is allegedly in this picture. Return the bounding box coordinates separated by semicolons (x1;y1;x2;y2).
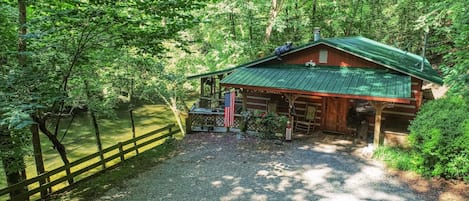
315;42;443;85
220;66;412;104
222;83;411;104
189;36;443;85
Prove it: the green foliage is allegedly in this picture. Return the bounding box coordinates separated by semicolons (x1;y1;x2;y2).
373;146;414;171
240;110;252;133
0;129;30;174
2;0;469;189
251;111;288;139
409;97;469;180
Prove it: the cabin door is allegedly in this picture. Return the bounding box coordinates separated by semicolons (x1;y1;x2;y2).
323;97;349;133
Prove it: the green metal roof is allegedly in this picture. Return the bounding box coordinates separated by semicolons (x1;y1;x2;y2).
189;36;443;85
186;66;239;79
221;65;411;99
318;36;443;85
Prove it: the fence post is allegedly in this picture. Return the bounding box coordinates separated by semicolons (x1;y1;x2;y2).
168;125;173;139
133;134;139;155
118;142;125;162
99;149;106;170
185;115;192;134
65;162;72;186
47;176;52;194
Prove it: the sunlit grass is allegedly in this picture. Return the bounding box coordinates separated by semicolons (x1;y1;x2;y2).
0;103;179;201
373;146;415;171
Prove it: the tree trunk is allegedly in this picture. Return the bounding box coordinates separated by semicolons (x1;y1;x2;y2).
31;124;47;198
264;0;282;43
0;128;28;201
89;110;105;169
170;97;185;135
33;116;73;184
293;2;300;41
229;9;236;40
128;79;138;154
129;109;139;154
310;0;317;40
84;80;105;169
345;0;359;36
170;107;184;135
159;95;185;135
0;1;31;200
18;0;27;68
248;6;254;57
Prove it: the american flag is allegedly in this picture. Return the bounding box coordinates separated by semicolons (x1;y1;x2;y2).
224;91;235;127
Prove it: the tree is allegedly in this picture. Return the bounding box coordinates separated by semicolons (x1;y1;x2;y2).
0;0;31;200
1;0;207;192
416;0;469;99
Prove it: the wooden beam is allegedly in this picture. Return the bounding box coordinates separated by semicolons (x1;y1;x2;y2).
370;101;390;147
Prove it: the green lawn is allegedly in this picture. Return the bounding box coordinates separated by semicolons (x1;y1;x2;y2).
0;103;182;200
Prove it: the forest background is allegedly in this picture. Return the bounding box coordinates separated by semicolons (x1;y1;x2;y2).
0;0;468;199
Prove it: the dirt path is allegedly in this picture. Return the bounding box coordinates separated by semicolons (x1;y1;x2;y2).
97;133;462;201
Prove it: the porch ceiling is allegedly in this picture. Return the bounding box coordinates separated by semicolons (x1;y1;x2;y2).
220;65;412;103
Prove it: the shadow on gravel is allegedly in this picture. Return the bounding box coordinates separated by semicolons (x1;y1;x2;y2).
102;132;421;201
213;144;418;200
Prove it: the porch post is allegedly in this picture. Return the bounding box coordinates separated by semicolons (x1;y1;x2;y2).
200;78;205;97
285;94;299;130
370;101;389;147
241;89;247;112
218;75;224;101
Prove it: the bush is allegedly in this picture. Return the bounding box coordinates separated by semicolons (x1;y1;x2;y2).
409;96;469;180
251;111;288;139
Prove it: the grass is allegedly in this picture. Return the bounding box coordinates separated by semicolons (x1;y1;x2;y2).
0;103;181;201
373;146;415;171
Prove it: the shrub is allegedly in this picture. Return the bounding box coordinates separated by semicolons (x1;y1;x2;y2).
251;111;288;139
408;96;469;180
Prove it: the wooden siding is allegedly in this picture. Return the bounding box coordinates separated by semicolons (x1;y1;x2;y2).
264;44;381;68
293;95;323;125
244;92;323;128
242;90;422;134
236;43;427;134
382;77;422;121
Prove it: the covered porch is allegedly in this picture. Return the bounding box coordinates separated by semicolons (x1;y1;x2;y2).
187;65;414;147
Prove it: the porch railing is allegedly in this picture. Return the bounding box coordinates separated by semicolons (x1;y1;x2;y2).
186;110;265;133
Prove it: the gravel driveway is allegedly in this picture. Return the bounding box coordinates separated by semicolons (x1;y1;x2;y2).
99;132;422;201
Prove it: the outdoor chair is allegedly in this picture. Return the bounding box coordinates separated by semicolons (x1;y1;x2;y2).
294;105;317;134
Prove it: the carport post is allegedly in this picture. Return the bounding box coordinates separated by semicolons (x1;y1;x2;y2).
370;101;389;147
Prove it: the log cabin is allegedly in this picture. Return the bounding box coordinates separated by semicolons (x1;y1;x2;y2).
187;32;443;147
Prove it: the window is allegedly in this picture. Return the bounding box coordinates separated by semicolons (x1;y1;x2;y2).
319;49;328;63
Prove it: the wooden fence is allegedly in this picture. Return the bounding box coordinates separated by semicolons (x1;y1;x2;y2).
0;124;179;201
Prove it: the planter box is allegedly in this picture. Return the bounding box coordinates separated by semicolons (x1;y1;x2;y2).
384;131;410;148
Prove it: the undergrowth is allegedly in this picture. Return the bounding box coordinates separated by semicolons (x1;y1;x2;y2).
373;146;415;171
374;97;469;182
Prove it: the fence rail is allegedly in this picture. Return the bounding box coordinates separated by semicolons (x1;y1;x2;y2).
0;124;178;200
